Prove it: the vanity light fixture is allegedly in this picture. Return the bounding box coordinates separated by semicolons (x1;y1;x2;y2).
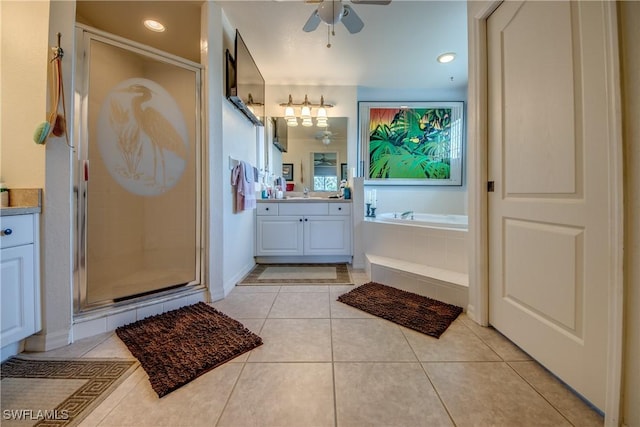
283;95;298;126
279;94;334;127
316;96;329;128
144;19;166;32
437;52;456;63
300;95;313;128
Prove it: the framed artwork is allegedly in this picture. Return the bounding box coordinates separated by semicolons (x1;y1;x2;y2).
341;163;348;181
282;163;293;181
358;101;464;185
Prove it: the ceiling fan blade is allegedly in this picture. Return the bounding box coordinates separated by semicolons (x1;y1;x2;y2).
303;10;322;32
350;0;391;4
341;5;364;34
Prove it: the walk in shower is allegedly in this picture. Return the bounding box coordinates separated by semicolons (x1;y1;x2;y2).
74;26;202;312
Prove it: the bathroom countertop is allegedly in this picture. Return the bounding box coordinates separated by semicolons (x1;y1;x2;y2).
0;188;42;216
257;197;352;203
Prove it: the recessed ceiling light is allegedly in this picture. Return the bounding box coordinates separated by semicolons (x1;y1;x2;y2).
144;19;165;32
437;52;456;63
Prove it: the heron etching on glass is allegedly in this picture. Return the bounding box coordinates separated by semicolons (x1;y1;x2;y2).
120;84;188;190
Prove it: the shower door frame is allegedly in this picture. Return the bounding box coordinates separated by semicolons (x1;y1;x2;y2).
73;24;205;314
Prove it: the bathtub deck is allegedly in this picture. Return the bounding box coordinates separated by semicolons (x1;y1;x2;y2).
365;254;468;309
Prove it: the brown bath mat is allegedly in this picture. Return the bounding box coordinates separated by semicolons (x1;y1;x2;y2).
116;302;262;397
337;282;463;338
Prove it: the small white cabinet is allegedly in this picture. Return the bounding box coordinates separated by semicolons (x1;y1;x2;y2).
256;216;304;255
303;216;351;255
1;213;40;351
256;202;352;258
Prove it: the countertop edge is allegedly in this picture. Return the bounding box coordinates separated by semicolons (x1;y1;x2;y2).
1;206;42;216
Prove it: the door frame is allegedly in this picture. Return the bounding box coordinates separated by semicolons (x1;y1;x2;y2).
466;1;624;424
73;24;205;314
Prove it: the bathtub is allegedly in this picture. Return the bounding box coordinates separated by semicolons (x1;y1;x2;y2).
362;212;468;308
374;212;468;230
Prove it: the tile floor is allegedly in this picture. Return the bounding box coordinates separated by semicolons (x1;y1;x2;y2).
30;269;603;426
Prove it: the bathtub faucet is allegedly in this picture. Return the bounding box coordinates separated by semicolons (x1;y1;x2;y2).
400;211;414;220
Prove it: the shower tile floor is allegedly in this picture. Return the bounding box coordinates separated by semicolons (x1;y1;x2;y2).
36;269;603;427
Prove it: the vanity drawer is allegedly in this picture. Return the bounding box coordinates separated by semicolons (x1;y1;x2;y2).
0;214;35;248
329;203;351;216
257;204;279;216
279;202;328;216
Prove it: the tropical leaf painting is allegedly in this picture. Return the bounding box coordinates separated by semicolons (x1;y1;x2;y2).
367;107;453;180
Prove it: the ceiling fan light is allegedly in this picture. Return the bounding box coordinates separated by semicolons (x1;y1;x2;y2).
318;1;344;25
322;137;331;145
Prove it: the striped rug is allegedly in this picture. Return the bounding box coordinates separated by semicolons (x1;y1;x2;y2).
239;263;353;286
1;357;137;426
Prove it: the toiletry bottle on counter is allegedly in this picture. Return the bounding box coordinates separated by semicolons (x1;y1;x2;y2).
0;182;8;208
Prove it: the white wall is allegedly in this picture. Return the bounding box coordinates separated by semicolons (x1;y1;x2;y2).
0;1;48;188
213;7;262;297
221;101;259;294
6;0;77;351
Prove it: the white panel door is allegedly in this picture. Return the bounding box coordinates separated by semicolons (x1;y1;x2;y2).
256;216;303;256
303;216;351;255
488;0;613;410
1;245;36;344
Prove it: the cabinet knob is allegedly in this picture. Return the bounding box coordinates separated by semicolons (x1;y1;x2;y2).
265;207;269;211
304;218;308;222
299;218;303;222
338;207;342;210
1;228;12;236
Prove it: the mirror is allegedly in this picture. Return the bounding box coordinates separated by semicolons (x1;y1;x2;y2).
279;117;347;192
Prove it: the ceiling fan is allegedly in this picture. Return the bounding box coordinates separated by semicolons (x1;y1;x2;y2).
303;0;391;46
314;153;337;165
315;129;340;145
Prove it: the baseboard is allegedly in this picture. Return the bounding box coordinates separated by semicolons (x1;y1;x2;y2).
1;342;23;362
255;255;352;264
24;328;71;352
223;261;256;297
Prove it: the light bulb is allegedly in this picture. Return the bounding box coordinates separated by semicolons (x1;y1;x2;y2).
301;105;311;120
284;106;295;121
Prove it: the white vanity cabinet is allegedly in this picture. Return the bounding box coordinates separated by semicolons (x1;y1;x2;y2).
1;213;41;352
256;201;352;258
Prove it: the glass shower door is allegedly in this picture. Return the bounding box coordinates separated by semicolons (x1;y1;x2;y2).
77;28;201;310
